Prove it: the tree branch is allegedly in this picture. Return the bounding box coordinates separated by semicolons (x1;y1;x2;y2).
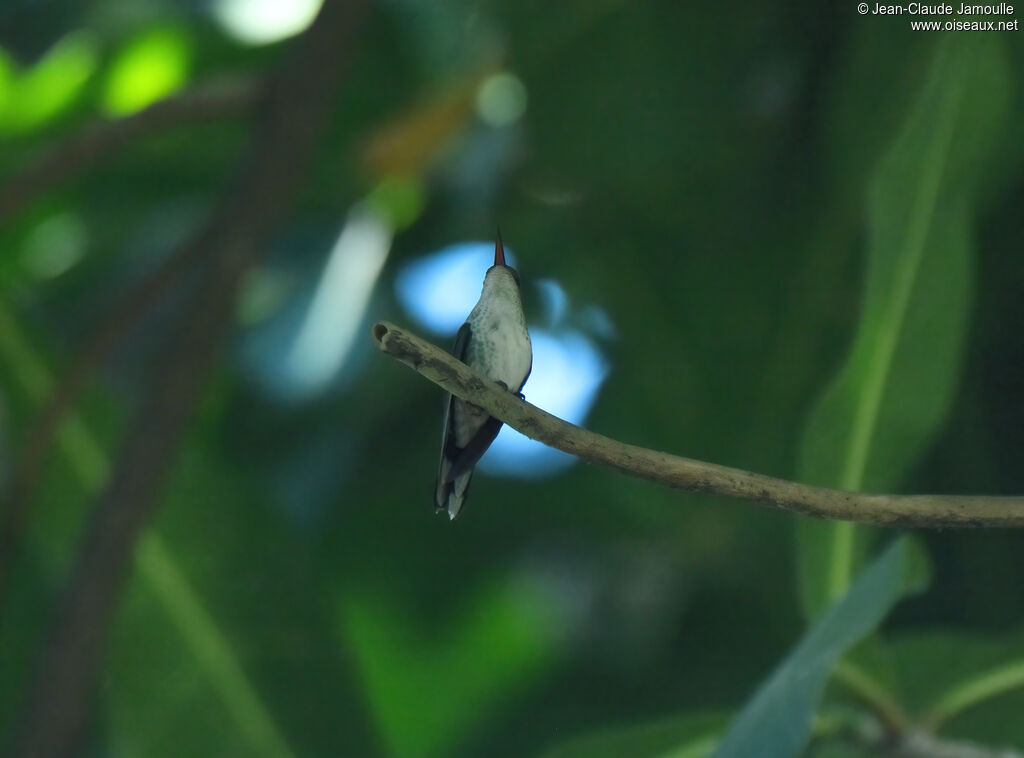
0;240;203;604
820;711;1024;758
0;76;261;227
372;321;1024;529
885;730;1022;758
0;79;264;594
9;4;367;757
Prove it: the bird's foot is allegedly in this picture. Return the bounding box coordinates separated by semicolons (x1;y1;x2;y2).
496;380;526;401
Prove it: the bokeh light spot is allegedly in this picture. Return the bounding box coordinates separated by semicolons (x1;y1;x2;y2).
238;206;393;402
535;279;569;327
213;0;323;45
103;27;190;115
283;206;392;397
22;213;88;279
475;72;527;127
366;176;425;231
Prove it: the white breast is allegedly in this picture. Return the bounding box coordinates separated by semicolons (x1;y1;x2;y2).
466;268;532;391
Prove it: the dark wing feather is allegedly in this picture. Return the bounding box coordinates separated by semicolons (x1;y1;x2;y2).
434;322;526;515
435;323;472;511
447;416;502;480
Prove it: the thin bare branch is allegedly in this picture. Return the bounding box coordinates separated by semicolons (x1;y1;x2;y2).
0;76;261;227
10;4;367;757
889;731;1022;758
372;321;1024;529
0;241;202;601
0;79;261;594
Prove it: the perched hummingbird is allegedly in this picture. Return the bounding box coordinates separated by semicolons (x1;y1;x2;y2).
435;232;532;519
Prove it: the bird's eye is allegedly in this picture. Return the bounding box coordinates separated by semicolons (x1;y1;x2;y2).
510;268;521;287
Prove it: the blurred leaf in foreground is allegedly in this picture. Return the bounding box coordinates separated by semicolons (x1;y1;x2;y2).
340;579;559;758
796;35;1011;617
0;32;98;135
710;538;927;758
103;26;191;116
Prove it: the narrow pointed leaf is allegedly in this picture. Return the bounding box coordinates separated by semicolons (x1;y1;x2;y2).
341;581;557;758
711;539;925;758
797;36;1011;616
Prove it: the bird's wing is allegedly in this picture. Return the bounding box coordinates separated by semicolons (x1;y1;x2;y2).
435;322;472;512
446;415;502;480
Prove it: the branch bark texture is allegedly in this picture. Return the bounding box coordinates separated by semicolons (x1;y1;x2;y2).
373;321;1024;529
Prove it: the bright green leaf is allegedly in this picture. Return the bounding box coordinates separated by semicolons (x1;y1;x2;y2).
341;580;558;758
0;32;98;135
796;36;1011;617
103;27;191;115
711;539;924;758
0;48;15;111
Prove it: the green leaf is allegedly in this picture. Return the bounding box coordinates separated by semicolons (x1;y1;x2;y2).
928;655;1024;733
103;26;191;115
0;32;98;135
842;630;1024;746
796;35;1011;617
543;712;727;758
340;580;558;758
869;629;1024;738
711;539;924;758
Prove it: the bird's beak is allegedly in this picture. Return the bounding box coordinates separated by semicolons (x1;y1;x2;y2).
494;229;506;267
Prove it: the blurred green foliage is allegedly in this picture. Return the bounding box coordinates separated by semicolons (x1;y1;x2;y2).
0;31;98;135
1;2;1023;757
342;579;556;758
711;539;926;758
797;35;1010;617
102;26;191;115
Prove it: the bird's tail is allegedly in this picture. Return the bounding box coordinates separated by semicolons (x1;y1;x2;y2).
435;469;474;520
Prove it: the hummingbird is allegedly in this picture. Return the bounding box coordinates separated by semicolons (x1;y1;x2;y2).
435;231;532;519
